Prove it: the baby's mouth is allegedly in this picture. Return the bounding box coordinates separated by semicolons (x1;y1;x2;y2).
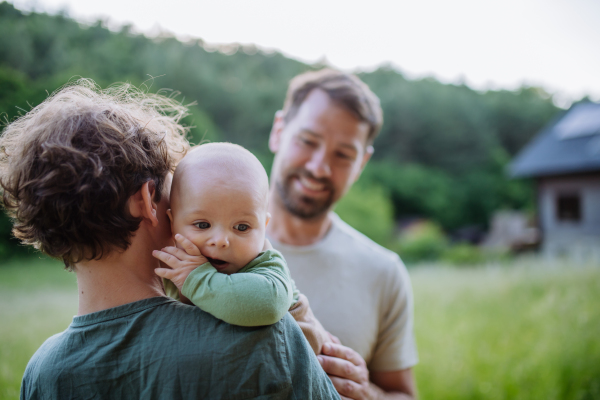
206;256;228;268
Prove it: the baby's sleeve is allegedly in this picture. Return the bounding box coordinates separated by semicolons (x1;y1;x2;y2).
181;249;294;326
163;278;181;301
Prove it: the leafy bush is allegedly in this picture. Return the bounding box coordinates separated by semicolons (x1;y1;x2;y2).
392;221;448;264
360;158;535;232
335;183;394;246
441;243;485;266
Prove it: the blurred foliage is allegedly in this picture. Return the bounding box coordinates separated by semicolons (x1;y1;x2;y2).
390;221;511;266
441;243;485;266
392;221;448;264
0;2;561;260
360;151;536;232
360;70;559;172
334;183;394;245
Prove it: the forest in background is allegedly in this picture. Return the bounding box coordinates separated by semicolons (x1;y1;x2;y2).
0;2;563;261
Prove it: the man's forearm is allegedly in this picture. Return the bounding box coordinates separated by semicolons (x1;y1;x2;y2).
369;368;416;400
368;382;415;400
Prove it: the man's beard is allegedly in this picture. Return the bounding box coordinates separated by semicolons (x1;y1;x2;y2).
275;168;336;220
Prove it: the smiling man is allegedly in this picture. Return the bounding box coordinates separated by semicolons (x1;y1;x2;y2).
267;69;419;400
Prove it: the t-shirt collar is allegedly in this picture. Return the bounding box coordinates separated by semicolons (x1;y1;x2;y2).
267;212;341;253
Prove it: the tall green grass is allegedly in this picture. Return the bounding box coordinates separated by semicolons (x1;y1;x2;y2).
412;259;600;400
0;258;77;400
0;257;598;399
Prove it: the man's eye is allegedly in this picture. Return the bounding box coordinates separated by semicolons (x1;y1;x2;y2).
300;138;317;147
337;152;353;160
195;222;210;229
234;224;249;232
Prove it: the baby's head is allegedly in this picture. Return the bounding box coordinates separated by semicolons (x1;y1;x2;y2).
168;143;270;274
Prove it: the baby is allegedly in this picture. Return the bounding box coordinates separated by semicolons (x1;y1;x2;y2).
153;142;329;353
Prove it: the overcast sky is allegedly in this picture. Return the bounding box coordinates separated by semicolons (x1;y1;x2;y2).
12;0;600;106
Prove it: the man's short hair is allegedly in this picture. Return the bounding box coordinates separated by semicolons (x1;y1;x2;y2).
0;79;190;269
281;68;383;145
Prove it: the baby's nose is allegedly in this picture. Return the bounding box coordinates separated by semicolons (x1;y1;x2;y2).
208;232;229;248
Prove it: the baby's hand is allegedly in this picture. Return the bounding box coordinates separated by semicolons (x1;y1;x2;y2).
153;234;208;291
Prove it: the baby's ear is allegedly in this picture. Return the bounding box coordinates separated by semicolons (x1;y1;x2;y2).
265;212;271;227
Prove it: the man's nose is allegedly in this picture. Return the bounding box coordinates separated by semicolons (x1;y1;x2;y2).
207;230;229;248
305;148;331;179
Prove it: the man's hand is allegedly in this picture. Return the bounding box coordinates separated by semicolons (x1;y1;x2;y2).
317;343;415;400
327;332;342;345
317;342;372;400
153;234;207;290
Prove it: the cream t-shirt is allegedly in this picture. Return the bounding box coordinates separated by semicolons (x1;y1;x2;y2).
269;213;418;372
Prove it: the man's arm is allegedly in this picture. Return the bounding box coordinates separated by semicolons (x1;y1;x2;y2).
318;343;416;400
370;369;416;400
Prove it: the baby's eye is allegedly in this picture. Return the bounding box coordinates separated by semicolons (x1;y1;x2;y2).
195;222;210;229
234;224;250;232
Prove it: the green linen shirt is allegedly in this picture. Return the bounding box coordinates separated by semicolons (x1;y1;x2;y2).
165;249;300;327
20;297;339;400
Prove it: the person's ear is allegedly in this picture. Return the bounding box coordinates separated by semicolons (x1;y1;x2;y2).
265;212;271;227
129;181;159;227
362;145;374;169
167;209;175;232
268;110;285;153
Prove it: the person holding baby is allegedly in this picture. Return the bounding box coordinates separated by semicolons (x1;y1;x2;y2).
2;81;338;399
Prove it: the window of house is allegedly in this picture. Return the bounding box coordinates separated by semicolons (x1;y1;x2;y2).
556;193;581;222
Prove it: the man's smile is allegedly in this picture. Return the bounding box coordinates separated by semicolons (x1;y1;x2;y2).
296;175;328;193
290;169;334;198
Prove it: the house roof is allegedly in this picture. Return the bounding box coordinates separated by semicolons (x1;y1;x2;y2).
510;102;600;178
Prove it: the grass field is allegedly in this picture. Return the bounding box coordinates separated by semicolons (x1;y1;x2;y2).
0;257;599;399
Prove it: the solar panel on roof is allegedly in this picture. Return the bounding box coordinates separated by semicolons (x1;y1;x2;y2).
555;103;600;140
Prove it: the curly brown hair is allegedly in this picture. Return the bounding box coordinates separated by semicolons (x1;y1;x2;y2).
281;68;383;145
0;79;190;269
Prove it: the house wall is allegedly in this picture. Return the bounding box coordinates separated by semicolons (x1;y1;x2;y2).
538;173;600;262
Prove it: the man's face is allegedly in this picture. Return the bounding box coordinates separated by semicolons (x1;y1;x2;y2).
269;89;372;220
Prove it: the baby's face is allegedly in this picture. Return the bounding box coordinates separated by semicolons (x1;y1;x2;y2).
169;173;269;275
